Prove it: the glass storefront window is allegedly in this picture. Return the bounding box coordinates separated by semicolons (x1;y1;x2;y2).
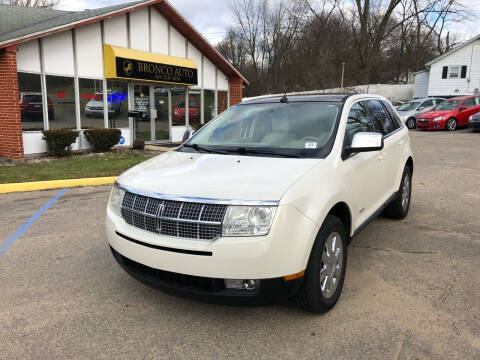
133;84;152;142
188;89;201;131
204;90;216;123
106;80;129;129
18;72;45;131
46;75;76;130
153;87;170;141
79;79;104;129
171;87;187;126
218;91;228;115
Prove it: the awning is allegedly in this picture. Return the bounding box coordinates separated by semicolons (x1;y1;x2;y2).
104;45;198;86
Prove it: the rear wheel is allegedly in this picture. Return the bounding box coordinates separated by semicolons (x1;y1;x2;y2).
384;166;412;219
296;215;347;313
446;118;457;131
406;118;416;129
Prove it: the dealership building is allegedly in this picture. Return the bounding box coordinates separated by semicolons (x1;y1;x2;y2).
0;0;247;159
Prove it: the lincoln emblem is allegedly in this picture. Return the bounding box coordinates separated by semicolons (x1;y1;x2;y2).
123;60;133;76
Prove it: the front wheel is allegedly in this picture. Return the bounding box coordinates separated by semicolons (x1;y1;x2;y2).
406;118;416;129
384;166;412;219
296;215;347;313
446;118;457;131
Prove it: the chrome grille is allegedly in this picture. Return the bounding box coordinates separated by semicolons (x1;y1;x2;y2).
121;192;227;240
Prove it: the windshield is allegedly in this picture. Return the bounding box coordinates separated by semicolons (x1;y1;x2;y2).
182;102;342;158
433;100;460;111
397;102;419;111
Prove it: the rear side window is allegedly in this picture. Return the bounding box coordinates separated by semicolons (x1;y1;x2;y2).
462;98;477;108
434;99;444;106
344;102;375;147
365;100;399;135
382;101;403;129
422;100;434;108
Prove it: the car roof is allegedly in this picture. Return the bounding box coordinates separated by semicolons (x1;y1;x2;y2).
242;93;355;104
408;97;444;102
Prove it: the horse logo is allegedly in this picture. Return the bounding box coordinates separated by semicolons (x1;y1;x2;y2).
123;60;134;77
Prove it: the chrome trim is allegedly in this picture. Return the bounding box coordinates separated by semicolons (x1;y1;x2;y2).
118;184;280;206
121;204;222;225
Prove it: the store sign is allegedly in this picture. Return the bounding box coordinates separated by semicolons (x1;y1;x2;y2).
115;57;198;86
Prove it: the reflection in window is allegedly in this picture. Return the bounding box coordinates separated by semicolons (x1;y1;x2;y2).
217;91;228;115
79;79;104;129
18;72;46;131
171;87;186;126
107;80;129;128
46;75;76;130
204;90;216;123
189;89;201;130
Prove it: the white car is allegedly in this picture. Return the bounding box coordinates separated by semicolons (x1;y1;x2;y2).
106;94;414;313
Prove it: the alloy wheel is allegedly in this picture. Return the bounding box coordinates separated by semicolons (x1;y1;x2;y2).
402;172;411;210
320;232;343;299
407;118;416;129
447;119;457;131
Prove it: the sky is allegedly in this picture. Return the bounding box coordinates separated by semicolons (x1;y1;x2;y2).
55;0;480;45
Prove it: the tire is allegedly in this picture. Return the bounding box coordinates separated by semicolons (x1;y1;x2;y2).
296;215;347;313
406;118;416;129
384;166;412;219
446;118;457;131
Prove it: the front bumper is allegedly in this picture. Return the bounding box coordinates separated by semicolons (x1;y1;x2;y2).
111;247;303;305
469;120;480;130
416;119;445;130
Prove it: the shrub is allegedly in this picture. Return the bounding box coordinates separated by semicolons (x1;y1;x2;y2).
42;129;79;157
84;128;122;152
132;139;145;150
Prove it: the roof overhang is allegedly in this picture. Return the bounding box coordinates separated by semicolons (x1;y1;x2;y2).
0;0;248;85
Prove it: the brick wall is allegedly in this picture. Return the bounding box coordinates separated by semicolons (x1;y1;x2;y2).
0;45;24;159
229;77;243;107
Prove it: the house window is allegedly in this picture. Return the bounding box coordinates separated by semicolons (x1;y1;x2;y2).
449;66;460;78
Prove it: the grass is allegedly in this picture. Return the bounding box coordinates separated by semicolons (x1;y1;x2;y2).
0;153;156;184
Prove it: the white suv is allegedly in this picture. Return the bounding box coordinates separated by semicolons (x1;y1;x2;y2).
106;94;413;313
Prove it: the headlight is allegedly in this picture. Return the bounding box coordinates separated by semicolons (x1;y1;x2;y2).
108;182;125;217
432;116;444;122
470;116;473;122
222;206;277;236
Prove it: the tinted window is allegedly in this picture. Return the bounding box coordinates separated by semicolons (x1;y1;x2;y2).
463;98;477;108
344;102;375;147
422;100;434;108
365;100;398;135
397;102;419;111
433;99;444;106
382;101;403;129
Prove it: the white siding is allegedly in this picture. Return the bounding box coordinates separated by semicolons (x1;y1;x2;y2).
75;23;103;78
42;30;75;76
413;71;429;99
151;9;169;54
104;14;128;47
203;57;216;89
170;26;185;58
187;42;202;88
17;40;41;73
23;132;46;155
428;39;480;97
130;7;150;51
217;70;229;91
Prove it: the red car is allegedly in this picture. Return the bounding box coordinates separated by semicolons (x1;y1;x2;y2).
416;95;480;131
172;98;200;125
20;92;55;120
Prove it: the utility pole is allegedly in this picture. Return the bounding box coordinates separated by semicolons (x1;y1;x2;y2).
341;62;346;89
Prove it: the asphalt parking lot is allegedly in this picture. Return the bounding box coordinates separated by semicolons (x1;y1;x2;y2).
1;129;479;359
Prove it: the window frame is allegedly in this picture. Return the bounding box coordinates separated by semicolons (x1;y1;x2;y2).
341;100;376;160
449;65;460;79
364;99;401;137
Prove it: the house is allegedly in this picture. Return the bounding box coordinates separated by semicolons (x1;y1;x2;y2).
0;1;248;160
413;34;480;99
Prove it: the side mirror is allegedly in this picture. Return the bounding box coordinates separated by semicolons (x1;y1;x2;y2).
182;127;195;142
460;106;467;111
344;132;384;157
417;106;425;111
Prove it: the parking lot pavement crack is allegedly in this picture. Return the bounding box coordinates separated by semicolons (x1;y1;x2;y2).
350;244;439;255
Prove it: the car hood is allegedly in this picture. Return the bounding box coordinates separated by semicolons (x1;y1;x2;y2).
117;151;321;201
418;110;454;118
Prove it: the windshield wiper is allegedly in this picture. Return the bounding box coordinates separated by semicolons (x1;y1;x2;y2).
183;143;228;154
226;147;304;158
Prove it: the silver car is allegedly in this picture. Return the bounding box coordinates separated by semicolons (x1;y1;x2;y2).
397;98;446;129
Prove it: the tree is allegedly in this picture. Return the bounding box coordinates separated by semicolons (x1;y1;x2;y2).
2;0;58;8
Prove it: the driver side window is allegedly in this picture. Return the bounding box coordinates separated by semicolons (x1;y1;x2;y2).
345;102;375;147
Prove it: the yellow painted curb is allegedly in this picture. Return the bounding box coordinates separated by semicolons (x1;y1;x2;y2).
0;177;117;194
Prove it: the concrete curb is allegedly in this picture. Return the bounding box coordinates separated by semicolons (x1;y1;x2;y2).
0;177;117;194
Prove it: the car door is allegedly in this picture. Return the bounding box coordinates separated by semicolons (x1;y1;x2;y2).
460;96;480;126
341;101;387;228
417;99;434;115
365;99;404;199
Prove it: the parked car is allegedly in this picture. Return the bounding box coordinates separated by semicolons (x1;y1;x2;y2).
172;98;200;125
19;92;54;120
106;94;413;313
85;92;121;118
396;97;445;129
469;112;480;132
417;95;480;131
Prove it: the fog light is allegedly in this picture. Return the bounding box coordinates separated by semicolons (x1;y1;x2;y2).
224;279;259;291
